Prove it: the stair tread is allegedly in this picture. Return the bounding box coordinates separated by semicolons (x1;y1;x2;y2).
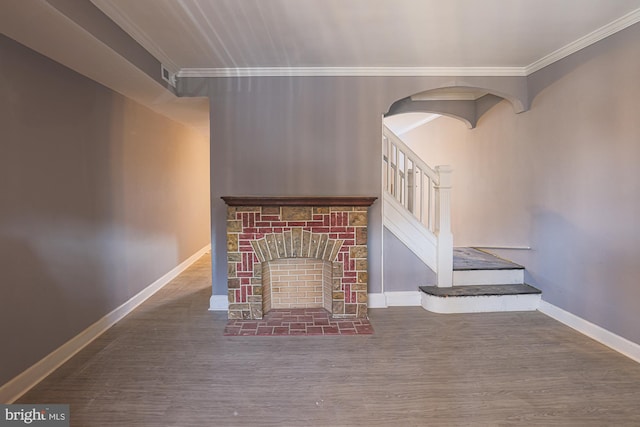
419;283;541;297
453;247;524;271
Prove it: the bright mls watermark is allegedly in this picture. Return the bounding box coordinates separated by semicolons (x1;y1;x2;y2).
0;405;69;426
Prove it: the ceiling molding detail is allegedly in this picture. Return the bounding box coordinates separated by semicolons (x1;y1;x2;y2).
90;0;180;73
174;7;640;79
525;7;640;74
177;67;527;78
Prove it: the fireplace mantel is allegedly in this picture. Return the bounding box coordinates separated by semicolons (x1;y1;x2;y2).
221;196;377;207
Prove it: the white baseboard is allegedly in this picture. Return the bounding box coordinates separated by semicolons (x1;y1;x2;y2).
209;294;229;311
368;291;421;308
368;293;387;308
538;300;640;364
385;291;422;306
0;244;211;404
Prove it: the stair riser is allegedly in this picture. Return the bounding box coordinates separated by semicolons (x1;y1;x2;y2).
421;293;541;314
453;269;524;286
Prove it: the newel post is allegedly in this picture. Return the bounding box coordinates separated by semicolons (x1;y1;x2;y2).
435;165;453;287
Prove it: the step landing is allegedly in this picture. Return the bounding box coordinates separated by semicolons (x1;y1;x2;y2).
453;247;524;285
421;248;541;313
454;247;523;270
419;283;541;297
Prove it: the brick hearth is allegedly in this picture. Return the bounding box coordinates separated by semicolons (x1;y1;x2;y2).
223;308;374;336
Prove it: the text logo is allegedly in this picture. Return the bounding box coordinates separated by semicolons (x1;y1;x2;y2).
0;405;69;426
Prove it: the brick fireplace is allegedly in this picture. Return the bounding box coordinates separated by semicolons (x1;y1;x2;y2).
222;197;376;320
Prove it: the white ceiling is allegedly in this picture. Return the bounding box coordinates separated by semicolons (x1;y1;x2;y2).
4;1;640;134
91;0;640;75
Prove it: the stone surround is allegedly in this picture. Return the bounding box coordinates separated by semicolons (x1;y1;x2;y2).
222;197;376;320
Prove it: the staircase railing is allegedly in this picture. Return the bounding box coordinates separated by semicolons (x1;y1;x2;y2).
383;125;453;287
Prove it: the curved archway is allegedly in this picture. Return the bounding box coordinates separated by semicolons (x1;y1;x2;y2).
385;84;528;129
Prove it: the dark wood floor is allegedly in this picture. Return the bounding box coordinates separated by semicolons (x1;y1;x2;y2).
17;253;640;426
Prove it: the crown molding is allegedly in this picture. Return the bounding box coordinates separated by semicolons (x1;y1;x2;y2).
176;66;527;78
525;7;640;75
177;8;640;79
90;0;180;73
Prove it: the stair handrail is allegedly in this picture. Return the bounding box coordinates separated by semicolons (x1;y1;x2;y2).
383;124;453;287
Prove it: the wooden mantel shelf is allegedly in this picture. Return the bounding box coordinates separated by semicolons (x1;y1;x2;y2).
221;196;377;207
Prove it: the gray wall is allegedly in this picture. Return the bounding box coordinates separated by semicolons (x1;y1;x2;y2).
383;228;437;291
193;19;640;345
0;36;210;386
196;75;529;297
400;23;640;344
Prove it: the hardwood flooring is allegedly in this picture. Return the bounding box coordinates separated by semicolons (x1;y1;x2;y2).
17;253;640;426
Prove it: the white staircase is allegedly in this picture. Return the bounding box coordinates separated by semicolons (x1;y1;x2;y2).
382;125;541;313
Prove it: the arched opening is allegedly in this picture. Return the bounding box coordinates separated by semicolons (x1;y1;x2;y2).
385;85;523;129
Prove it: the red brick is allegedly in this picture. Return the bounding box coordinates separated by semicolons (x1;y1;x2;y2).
236;272;253;278
322;326;340;335
240;322;258;329
355;324;374;334
306;326;324;335
311;227;330;233
305;221;325;227
289;322;306;330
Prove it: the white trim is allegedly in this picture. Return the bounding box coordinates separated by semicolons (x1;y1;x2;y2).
383;192;438;272
368;293;388;309
525;8;640;75
453;269;524;286
368;292;423;308
0;244;211;404
421;292;540;314
538;300;640;364
385;291;422;306
209;294;229;311
177;66;526;78
173;8;640;79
